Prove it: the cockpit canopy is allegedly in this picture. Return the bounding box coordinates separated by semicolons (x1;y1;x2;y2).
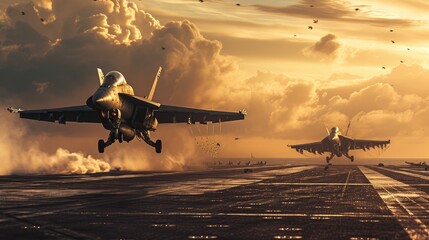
102;71;127;87
330;126;339;134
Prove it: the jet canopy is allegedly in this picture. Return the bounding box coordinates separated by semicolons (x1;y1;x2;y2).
102;71;127;87
330;126;339;134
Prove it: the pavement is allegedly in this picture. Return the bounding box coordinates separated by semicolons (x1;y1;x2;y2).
0;164;428;240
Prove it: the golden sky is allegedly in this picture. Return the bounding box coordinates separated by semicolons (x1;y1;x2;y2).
1;0;429;174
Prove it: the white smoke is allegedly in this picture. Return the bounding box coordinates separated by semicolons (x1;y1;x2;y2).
0;106;111;175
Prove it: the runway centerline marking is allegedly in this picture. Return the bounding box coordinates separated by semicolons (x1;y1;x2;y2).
359;166;429;239
340;169;351;200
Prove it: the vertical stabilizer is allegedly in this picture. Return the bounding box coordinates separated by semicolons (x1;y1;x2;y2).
148;67;162;101
345;121;351;136
97;68;104;86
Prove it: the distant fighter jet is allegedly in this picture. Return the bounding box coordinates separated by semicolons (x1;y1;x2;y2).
405;161;428;171
288;125;390;168
8;67;246;153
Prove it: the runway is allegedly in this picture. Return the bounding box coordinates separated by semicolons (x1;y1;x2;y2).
0;165;428;239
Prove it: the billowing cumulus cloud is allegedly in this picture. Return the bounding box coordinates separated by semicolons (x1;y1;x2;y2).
0;0;234;174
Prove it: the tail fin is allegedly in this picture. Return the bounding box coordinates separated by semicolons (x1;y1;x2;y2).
97;68;104;86
148;66;162;101
345;121;351;136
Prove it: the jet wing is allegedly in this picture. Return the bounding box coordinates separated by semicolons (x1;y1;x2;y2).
339;135;390;150
288;141;329;155
154;105;246;124
15;105;101;124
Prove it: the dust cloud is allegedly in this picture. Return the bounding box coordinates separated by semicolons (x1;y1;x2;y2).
0;108;111;175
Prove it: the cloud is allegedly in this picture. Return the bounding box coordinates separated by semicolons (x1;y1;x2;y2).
253;0;416;27
304;34;341;59
0;0;231;172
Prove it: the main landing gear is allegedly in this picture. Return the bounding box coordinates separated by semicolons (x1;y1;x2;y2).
137;129;162;154
98;129;163;154
345;154;354;162
325;154;334;170
98;129;119;153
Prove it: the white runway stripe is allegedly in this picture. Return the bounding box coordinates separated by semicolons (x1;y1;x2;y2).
147;166;315;195
379;167;429;181
359;166;429;239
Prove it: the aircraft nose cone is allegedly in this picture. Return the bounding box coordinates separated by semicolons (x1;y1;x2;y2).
95;96;111;104
92;90;113;110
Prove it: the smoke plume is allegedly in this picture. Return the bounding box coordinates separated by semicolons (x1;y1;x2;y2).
0;107;111;175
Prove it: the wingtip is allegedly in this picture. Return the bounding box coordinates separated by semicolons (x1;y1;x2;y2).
7;107;23;113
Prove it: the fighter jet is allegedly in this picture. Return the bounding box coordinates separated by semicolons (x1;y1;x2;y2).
288;125;390;168
405;161;428;171
8;67;246;153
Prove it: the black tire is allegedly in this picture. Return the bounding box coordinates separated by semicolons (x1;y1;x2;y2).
425;167;428;171
118;132;123;143
155;140;162;153
98;139;105;153
351;156;354;162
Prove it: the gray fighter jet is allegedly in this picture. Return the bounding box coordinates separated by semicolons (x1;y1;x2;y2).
8;67;246;153
288;126;390;168
405;161;428;171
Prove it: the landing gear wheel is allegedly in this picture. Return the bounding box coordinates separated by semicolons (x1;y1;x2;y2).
326;156;330;164
425;166;428;171
98;139;105;153
350;156;354;162
118;132;123;143
155;140;162;154
324;165;329;171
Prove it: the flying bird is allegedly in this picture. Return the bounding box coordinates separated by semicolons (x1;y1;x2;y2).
355;8;360;11
400;60;404;63
161;47;166;50
313;19;318;23
407;48;411;50
382;66;386;69
390;29;394;32
236;3;240;6
310;5;314;7
293;34;297;37
391;40;395;44
235;138;240;140
21;11;25;15
40;18;45;22
308;26;313;30
199;0;204;2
